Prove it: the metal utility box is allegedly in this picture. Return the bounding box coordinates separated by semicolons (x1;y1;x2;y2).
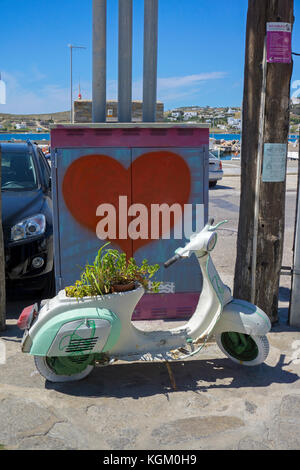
51;123;209;320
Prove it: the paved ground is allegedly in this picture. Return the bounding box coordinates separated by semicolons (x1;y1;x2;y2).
0;164;300;451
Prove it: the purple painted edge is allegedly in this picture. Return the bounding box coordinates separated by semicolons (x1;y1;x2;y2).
51;126;209;148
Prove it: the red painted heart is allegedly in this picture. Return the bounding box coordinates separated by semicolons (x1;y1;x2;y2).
62;151;191;256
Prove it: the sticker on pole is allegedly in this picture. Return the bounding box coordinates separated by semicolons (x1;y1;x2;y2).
267;23;292;64
262;143;287;182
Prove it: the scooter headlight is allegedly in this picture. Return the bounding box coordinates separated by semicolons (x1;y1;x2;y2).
206;232;217;252
11;214;46;242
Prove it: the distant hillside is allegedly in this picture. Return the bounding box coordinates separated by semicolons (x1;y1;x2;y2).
0;111;69;123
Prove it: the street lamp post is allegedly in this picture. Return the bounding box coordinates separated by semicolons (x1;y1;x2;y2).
68;44;86;123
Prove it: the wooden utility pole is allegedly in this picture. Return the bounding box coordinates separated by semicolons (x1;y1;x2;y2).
0;146;5;331
234;0;294;324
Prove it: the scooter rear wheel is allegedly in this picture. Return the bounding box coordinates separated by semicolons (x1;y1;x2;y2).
215;332;269;366
34;355;94;382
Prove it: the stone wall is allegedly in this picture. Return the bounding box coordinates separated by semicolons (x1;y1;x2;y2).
74;100;164;123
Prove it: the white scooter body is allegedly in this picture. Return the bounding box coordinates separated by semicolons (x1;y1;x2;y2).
20;220;271;381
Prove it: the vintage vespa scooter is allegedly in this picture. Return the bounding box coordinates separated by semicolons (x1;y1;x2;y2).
18;219;271;383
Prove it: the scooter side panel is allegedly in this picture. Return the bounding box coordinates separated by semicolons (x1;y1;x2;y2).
47;319;111;357
213;299;271;336
29;308;121;357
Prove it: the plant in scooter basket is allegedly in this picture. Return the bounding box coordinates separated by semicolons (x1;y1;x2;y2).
19;244;161;383
65;243;161;298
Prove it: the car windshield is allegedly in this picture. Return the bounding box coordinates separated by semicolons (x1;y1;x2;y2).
1;151;38;191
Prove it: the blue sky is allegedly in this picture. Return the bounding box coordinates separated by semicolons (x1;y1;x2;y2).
1;0;300;114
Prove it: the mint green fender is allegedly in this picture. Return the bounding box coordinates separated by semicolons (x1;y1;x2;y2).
27;307;121;356
213;299;271;336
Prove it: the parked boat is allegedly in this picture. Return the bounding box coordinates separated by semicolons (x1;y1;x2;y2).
209;136;241;160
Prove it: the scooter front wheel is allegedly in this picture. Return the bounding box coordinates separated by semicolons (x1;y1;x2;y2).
215;332;269;366
34;355;94;382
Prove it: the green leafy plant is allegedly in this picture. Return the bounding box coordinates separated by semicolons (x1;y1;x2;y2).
65;243;160;298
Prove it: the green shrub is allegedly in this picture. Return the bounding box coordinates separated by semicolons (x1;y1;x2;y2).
65;243;160;298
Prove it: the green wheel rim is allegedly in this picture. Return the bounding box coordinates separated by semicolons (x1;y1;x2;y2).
46;355;94;376
221;332;259;362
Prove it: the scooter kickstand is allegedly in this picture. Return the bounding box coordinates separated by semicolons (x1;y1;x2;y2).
165;361;177;391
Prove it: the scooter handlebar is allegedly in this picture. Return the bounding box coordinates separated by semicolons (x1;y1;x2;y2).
164;254;181;268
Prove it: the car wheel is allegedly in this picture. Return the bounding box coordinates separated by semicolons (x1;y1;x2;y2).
209;180;217;188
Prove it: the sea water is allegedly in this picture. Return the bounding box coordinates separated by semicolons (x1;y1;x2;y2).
0;133;50;141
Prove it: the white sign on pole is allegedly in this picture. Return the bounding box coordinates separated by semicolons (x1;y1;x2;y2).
262;143;287;182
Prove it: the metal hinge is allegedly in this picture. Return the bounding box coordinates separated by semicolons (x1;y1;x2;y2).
53;150;58;169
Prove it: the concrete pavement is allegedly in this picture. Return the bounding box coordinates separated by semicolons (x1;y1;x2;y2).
0;171;300;451
1;311;300;450
222;158;299;177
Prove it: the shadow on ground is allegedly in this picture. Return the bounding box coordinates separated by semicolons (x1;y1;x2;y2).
209;184;234;191
279;286;291;302
43;353;299;399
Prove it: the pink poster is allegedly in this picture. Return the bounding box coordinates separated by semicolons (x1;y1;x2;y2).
267;22;292;64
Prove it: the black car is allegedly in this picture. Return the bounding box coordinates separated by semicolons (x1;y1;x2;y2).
0;141;54;297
